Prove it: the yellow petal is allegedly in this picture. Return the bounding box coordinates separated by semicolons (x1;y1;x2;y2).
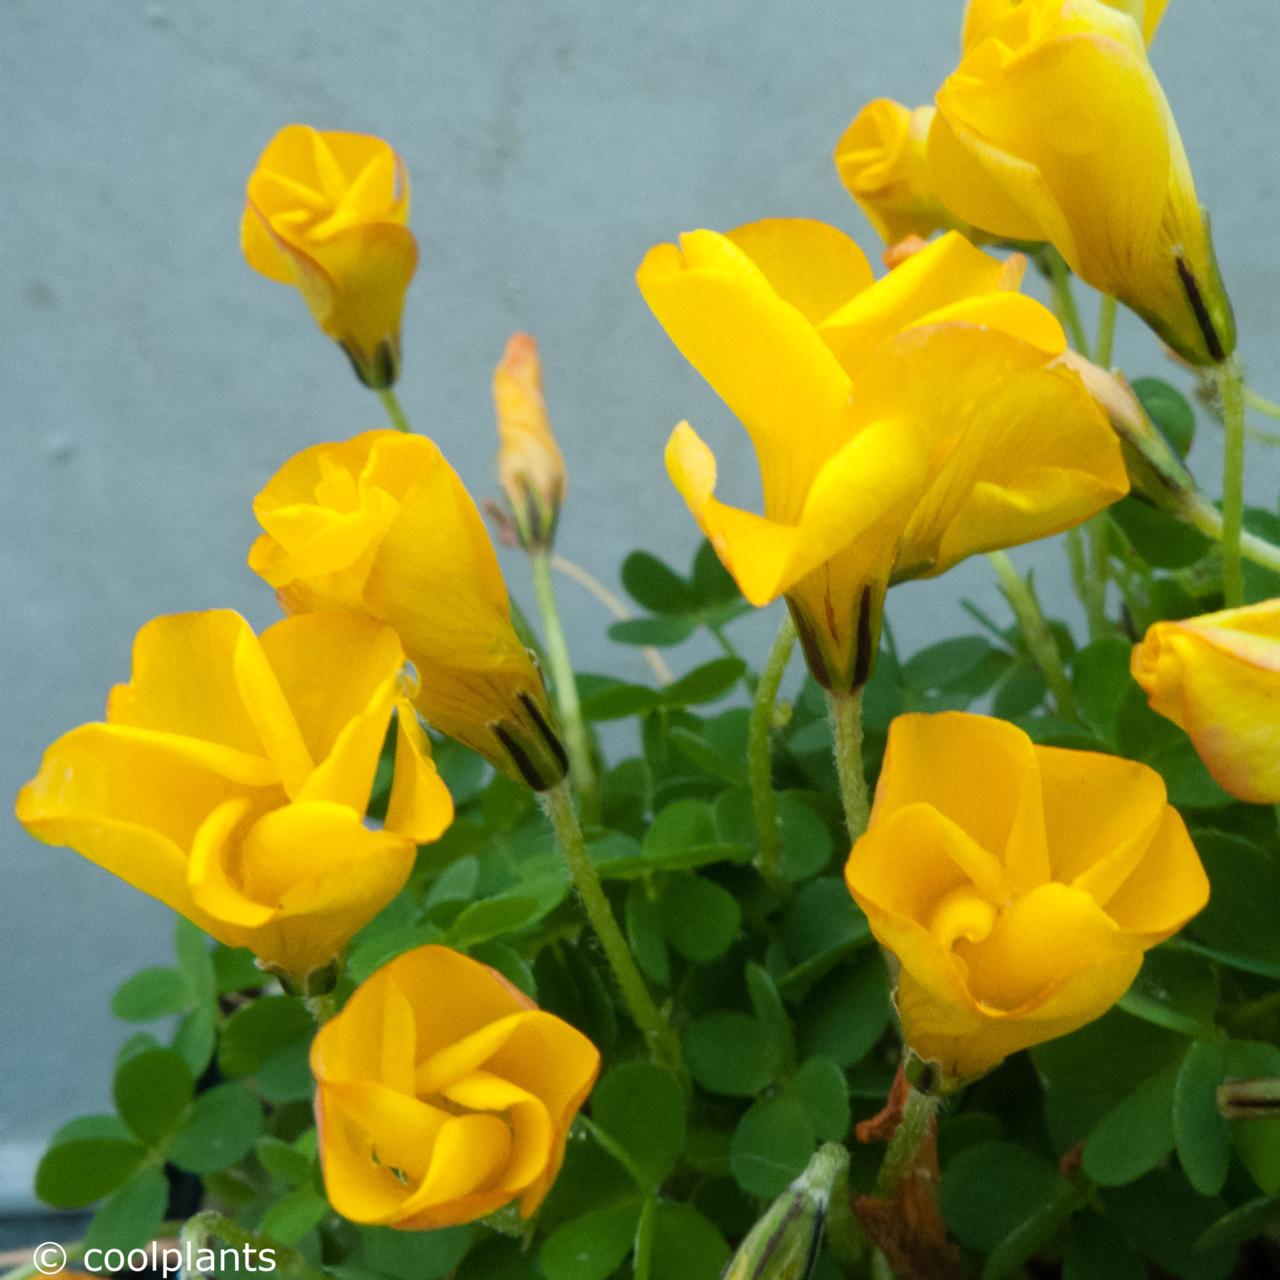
413;1113;512;1210
637;228;853;523
415;1014;528;1097
384;701;454;842
1101;807;1209;944
312;956;419;1095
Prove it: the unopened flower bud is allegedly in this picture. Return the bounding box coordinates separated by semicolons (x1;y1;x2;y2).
722;1143;849;1280
1218;1077;1280;1121
494;333;567;551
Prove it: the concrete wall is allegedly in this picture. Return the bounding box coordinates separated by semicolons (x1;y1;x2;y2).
3;0;1278;1204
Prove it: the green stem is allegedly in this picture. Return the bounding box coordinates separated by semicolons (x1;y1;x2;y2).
530;549;598;818
1182;499;1280;575
1046;250;1089;354
304;990;337;1024
1218;354;1247;608
827;689;870;842
987;551;1077;720
749;613;797;884
1245;386;1280;421
540;781;679;1067
1084;516;1112;641
875;1086;940;1198
376;387;412;433
1094;293;1118;367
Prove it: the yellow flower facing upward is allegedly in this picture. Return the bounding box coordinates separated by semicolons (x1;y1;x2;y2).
931;0;1233;366
637;222;1127;690
242;125;417;389
834;100;966;248
494;333;567;551
312;945;599;1229
1132;600;1280;804
962;0;1167;49
844;712;1208;1083
250;430;567;788
16;611;452;983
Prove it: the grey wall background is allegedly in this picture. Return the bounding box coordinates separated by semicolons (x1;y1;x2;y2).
3;0;1278;1209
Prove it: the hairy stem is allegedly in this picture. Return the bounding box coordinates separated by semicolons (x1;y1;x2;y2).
827;689;870;843
1218;354;1247;608
376;387;412;433
749;612;797;883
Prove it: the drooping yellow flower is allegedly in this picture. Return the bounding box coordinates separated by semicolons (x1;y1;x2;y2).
834;101;965;248
494;333;567;551
930;0;1234;366
242;125;417;388
962;0;1167;49
249;430;567;787
637;222;1127;690
1132;600;1280;804
16;611;452;983
844;712;1208;1083
312;944;599;1229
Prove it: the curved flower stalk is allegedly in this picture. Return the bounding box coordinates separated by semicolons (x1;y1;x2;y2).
17;611;452;984
250;430;568;789
242;125;417;389
637;221;1127;692
844;712;1208;1084
931;0;1233;366
1132;599;1280;804
312;945;599;1229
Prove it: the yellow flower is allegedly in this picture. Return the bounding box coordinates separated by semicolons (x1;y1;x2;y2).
249;430;567;787
312;944;599;1229
834;101;965;248
242;125;417;388
962;0;1167;49
1132;600;1280;804
16;611;452;982
844;712;1208;1083
494;333;567;551
637;222;1126;690
930;0;1234;366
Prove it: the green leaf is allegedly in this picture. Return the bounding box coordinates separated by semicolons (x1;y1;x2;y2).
1118;947;1216;1037
788;1057;850;1142
111;967;188;1021
591;1061;687;1190
218;995;313;1078
538;1201;642;1280
470;941;537;1000
1082;1062;1179;1186
1106;1167;1236;1280
1071;637;1133;744
782;878;871;969
168;1082;262;1174
1145;738;1233;809
1063;1210;1146;1280
174;918;216;1006
690;539;741;608
658;874;741;962
649;1202;731;1280
685;1011;784;1098
113;1047;194;1146
1189;833;1280;974
84;1167;168;1253
902;637;995;692
982;1181;1084;1280
1132;377;1196;458
581;680;662;720
941;1141;1067;1251
670;725;746;785
1174;1040;1231;1196
213;945;263;994
663;658;746;707
745;963;793;1067
777;794;834;883
361;1225;475;1280
260;1185;329;1246
1034;1008;1188;1094
1111;497;1211;568
258;1038;318;1104
36;1138;146;1208
451;893;544;946
1195;1195;1280;1253
731;1095;816;1197
173;1006;217;1076
796;952;891;1068
1243;508;1280;603
643;799;743;869
1225;1040;1280;1193
257;1135;314;1187
622;551;697;615
609;617;697;647
625;882;670;987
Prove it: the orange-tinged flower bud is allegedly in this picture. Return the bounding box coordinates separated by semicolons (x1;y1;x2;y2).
242;125;417;388
834;100;967;248
16;611;452;983
311;945;599;1229
494;334;567;551
249;430;567;787
844;712;1208;1083
638;221;1126;691
1131;600;1280;804
931;0;1233;366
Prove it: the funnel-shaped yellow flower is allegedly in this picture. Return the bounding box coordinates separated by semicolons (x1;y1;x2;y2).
250;430;566;787
835;101;964;248
1132;600;1280;804
16;611;452;982
637;222;1127;689
845;712;1208;1082
494;333;567;551
243;125;417;388
962;0;1167;49
931;0;1233;366
312;945;599;1228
